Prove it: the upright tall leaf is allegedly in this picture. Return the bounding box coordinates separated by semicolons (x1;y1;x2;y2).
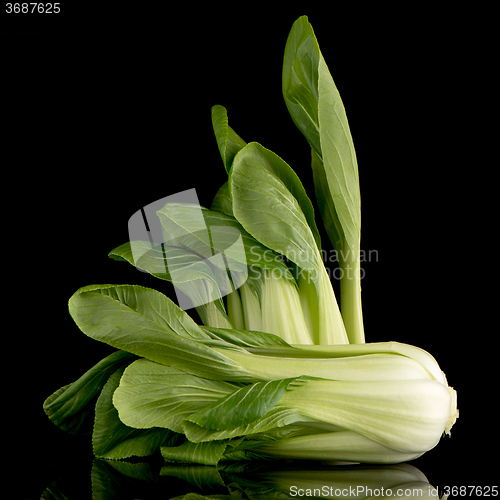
283;15;364;343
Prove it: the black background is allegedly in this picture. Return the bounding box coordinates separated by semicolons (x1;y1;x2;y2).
3;3;489;498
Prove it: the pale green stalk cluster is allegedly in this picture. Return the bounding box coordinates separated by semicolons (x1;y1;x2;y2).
225;268;347;346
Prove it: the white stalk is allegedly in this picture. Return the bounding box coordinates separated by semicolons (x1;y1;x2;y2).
260;271;314;344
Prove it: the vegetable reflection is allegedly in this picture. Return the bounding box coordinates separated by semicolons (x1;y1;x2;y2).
42;459;444;499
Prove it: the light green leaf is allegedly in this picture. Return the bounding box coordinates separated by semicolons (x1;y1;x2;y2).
109;241;216;286
283;15;360;256
317;55;360;254
68;284;253;381
187;378;297;431
203;326;291;349
311;149;343;253
282;16;321;157
112;359;238;431
230;142;322;281
93;366;178;459
211;104;247;173
230;142;322;255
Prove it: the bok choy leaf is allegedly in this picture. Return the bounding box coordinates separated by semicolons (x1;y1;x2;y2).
283;15;364;344
230;142;348;344
43;349;136;434
211;104;247;173
93;365;179;459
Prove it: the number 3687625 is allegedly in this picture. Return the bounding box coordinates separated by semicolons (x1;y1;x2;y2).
6;3;61;13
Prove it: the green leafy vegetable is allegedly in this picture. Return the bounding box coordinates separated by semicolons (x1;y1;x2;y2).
67;283;457;462
43;15;458;467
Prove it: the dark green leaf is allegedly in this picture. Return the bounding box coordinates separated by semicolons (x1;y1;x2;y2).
43;350;135;434
211;105;246;173
160;464;226;492
210;181;233;217
161;439;228;466
187;378;296;430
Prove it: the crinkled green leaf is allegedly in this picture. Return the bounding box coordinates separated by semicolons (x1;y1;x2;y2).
183;403;314;444
187;378;297;431
93;366;180;459
112;359;238;431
